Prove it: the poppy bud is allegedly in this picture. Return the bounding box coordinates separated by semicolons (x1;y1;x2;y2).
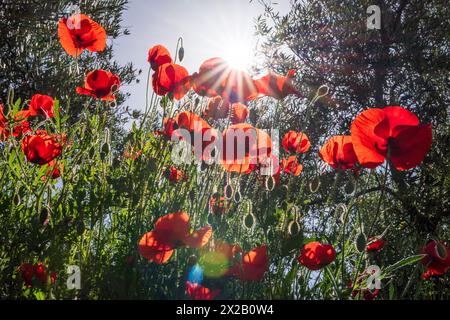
243;213;256;230
187;255;197;267
178;46;185;62
356;232;367;253
76;220;85;235
309;177;321;193
89;147;96;159
224;184;233;200
436;242;448;260
100;142;110;160
344;179;355;195
39;208;51;226
288;220;301;236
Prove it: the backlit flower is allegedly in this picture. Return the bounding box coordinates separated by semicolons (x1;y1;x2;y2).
203;96;230;121
350;106;432;170
186;281;221;300
58;14;106;57
281;156;303;176
21;130;63;165
366;236;386;252
152;63;190;100
319;135;358;170
254;70;301;100
420;240;450;280
282;131;311;154
148;45;173;71
76;69;120;101
138;212;212;264
28;94;56;118
298;241;336;270
165;166;187;183
230;103;249;124
229;245;268;281
221;123;272;174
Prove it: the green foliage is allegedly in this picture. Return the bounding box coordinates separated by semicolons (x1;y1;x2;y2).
0;0;448;300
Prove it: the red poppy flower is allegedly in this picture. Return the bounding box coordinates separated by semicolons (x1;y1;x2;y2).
319;135;358;170
0;124;8;140
165;166;187;183
76;69;120;101
0;104;8;140
138;212;212;264
0;104;6;123
254;70;301;100
298;241;336;270
215;241;242;263
14;110;33;121
186;281;221;300
176;111;212;133
221;123;272;174
366;237;386;252
21;130;63;165
50;272;58;284
203;96;230;121
420;240;450;280
20;263;35;287
123;149;142;161
154;117;179;139
222;68;258;104
281;156;303;176
27;94;56;118
152;63;190;100
192;58;258;103
20;263;56;287
33;263;48;284
282;131;311;154
350;106;432;170
230;103;249;124
209;194;227;215
148;45;173;71
12;121;31;138
192;57;230;98
58;14;106;57
230;245;268;281
174;111;218;162
42;160;63;180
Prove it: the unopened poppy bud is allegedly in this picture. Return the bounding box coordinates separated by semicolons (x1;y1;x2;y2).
101;143;110;160
89;147;96;159
187;255;197;267
76;220;85;235
40;208;51;226
436;242;448;260
344;179;355;195
356;232;367;253
178;46;185;62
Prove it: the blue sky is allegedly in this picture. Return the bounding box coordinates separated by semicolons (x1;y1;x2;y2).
114;0;290;112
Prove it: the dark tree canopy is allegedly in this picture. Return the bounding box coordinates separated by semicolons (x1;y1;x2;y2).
251;0;449;298
0;0;137;125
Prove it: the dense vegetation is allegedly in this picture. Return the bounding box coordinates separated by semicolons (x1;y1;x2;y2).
0;0;448;300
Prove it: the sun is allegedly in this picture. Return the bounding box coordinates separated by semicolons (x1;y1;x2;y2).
220;37;254;71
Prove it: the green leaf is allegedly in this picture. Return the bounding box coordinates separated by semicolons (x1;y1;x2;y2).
383;254;426;275
53;99;61;131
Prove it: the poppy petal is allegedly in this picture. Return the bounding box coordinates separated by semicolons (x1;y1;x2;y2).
154;212;190;246
350;108;387;168
389;124;432;170
138;231;174;264
183;226;213;248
